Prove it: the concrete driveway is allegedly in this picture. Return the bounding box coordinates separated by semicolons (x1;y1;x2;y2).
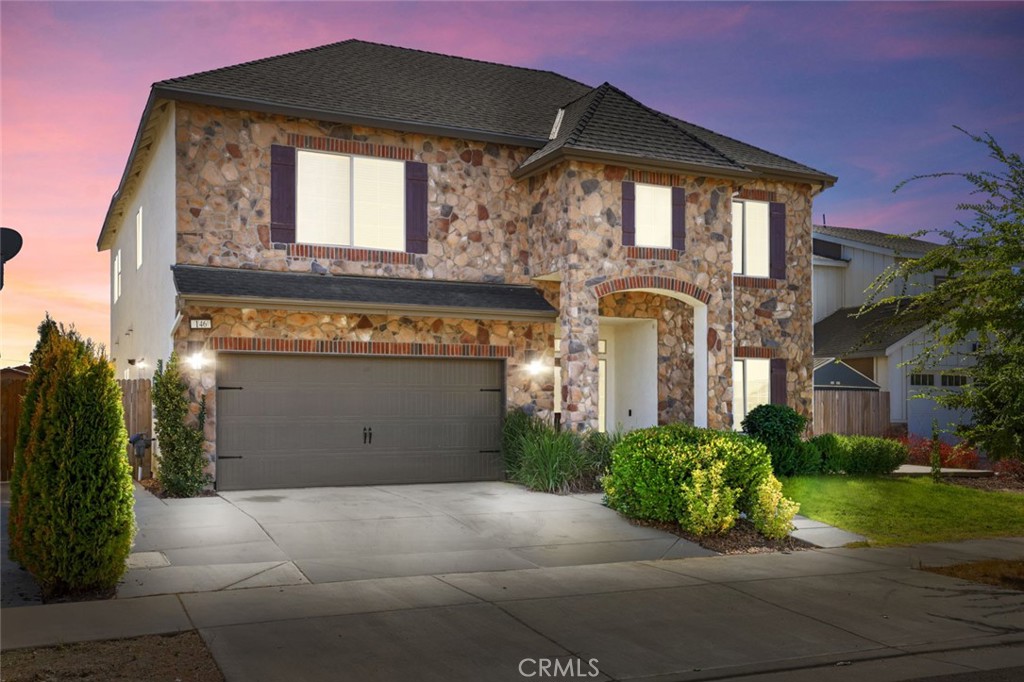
120;481;712;599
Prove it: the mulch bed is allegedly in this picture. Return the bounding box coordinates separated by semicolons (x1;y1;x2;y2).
941;475;1024;494
632;517;815;555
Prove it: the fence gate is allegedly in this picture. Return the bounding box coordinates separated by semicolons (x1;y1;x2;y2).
119;379;154;480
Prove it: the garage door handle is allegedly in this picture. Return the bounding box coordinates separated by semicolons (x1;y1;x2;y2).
218;386;244;391
219;455;243;460
479;388;501;392
363;427;373;445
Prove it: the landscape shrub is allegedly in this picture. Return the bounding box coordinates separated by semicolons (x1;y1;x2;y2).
749;477;801;540
501;408;547;472
741;404;817;476
815;434;907;475
581;429;622;477
512;427;585;493
602;424;796;538
679;460;738;536
992;458;1024;483
153;354;211;497
7;319;135;599
900;435;980;470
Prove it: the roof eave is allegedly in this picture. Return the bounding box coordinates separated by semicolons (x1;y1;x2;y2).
743;164;838;188
154;85;548;149
97;90;159;252
513;146;758;181
176;293;557;322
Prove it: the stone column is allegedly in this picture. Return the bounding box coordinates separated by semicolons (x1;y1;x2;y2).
558;272;600;432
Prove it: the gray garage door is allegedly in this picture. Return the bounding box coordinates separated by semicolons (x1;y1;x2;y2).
215;354;505;490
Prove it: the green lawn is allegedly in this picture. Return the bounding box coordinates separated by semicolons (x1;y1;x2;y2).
782;476;1024;546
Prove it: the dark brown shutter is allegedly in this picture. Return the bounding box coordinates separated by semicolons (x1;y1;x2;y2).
270;145;296;243
770;358;787;406
671;186;686;251
621;181;635;246
769;202;786;279
405;162;428;254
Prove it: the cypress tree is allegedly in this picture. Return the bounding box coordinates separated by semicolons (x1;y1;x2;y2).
7;319;135;598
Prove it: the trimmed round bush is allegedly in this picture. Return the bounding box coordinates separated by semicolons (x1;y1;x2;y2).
7;320;135;599
741;404;817;476
602;424;796;537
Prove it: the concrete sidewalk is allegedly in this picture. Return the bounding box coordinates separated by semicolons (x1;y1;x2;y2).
3;537;1022;681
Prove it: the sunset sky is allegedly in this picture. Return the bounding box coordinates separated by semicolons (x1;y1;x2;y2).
2;1;1022;367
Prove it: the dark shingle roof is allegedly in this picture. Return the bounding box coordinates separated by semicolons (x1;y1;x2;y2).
172;265;556;317
156;39;591;143
517;84;749;177
670;117;836;183
814;225;940;255
814;301;922;358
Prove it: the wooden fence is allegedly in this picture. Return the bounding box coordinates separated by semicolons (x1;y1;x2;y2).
814;389;891;437
1;376;28;480
0;377;152;482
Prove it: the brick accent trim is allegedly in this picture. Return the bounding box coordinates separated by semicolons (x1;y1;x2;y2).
627;170;687;187
286;244;416;265
735;346;777;359
591;275;712;305
206;337;514;358
737;188;778;202
733;275;781;289
624;246;684;261
286;133;415;161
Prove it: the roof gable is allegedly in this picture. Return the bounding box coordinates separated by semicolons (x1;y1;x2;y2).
516;83;750;178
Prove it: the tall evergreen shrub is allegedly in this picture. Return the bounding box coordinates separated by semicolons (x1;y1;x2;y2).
152;353;210;497
7;319;135;598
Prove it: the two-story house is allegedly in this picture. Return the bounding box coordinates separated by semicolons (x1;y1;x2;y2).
812;225;970;439
99;40;835;490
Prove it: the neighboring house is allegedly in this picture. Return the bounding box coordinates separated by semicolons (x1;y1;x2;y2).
812;225;971;440
99;40;835;490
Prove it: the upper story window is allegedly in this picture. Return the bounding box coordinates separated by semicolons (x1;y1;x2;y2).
113;250;122;303
733;197;786;279
621;181;685;251
296;150;406;251
634;183;672;249
732;199;769;277
135;207;143;270
271;143;428;255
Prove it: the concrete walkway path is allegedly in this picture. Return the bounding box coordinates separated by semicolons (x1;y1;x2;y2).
3;537;1022;680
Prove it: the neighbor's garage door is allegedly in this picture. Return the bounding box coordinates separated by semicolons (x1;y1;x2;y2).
215;354;505;490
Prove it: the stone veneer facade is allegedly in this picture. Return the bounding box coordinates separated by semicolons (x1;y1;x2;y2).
169;102;818;478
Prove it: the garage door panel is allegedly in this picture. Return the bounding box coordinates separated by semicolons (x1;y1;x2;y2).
216;354;504;490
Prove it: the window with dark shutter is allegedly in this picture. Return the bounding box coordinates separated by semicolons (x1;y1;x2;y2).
671;186;686;251
270;145;296;244
621;181;635;246
769;202;786;279
770;358;787;406
405;162;428;254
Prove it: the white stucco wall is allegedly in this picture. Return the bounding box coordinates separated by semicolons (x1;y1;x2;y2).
109;103;177;380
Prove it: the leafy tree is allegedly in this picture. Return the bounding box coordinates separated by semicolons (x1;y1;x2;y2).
864;129;1024;460
7;319;135;598
152;353;211;496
